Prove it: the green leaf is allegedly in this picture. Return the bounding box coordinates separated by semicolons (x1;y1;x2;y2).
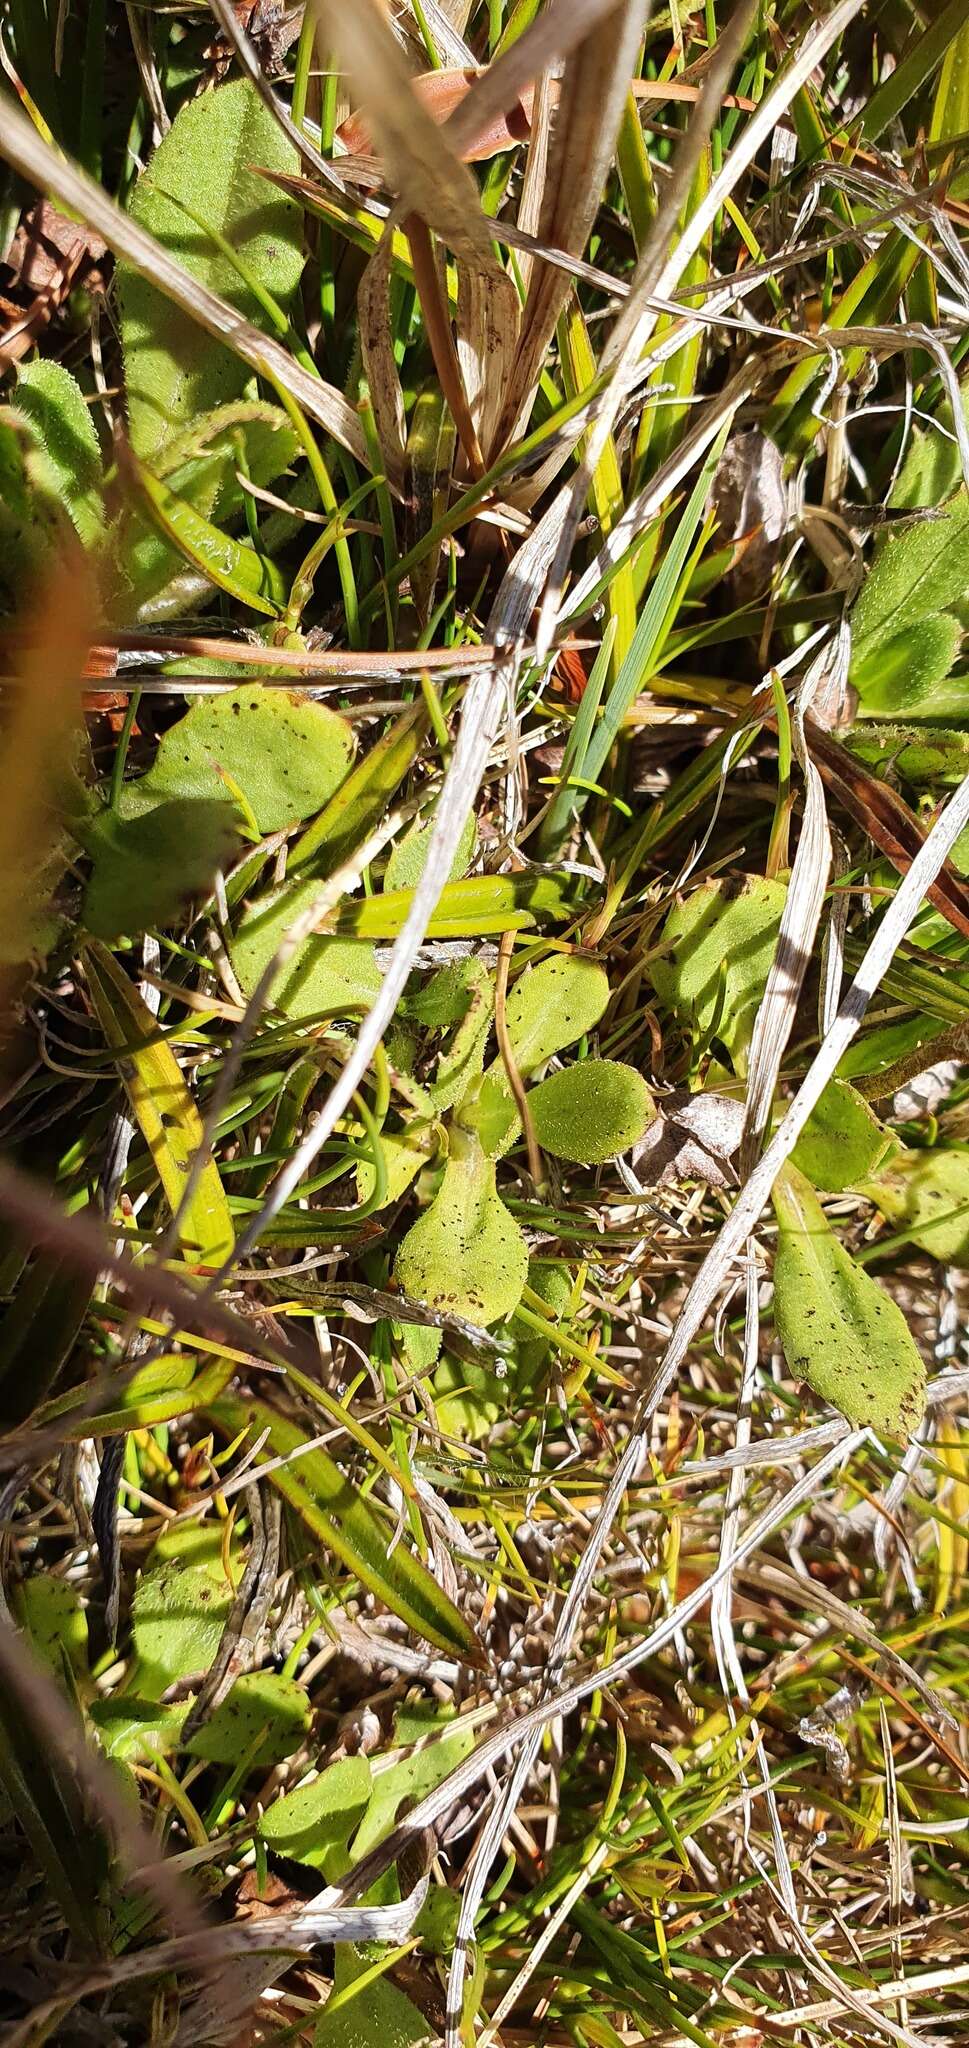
231;878;380;1022
203;1393;479;1661
527;1060;655;1164
651;876;787;1064
120;685;355;835
336;871;573;940
580;427;728;788
859;1143;969;1266
850;614;962;719
125;455;288;615
83;940;235;1264
771;1164;925;1435
315;1949;433;2048
847;723;969;788
850;494;969;654
290;705;426;876
861;0;969;140
120;80;304;464
357;1121;438;1211
81;797;241;941
131;1561;233;1702
790;1079;898;1192
89;1696;188;1762
384;810;477;894
0;413;52;589
394;1128;528;1331
423;959;494;1114
259;1756;372;1877
350;1704;474;1866
14;1576;88;1683
15;361;103;548
502;954;611;1075
117;404;300;621
185;1672;311;1768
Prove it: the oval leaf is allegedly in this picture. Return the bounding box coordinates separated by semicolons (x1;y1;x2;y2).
791;1078;898;1192
122;686;355;834
231;877;380;1021
651;876;788;1063
860;1143;969;1266
503;954;610;1075
772;1163;925;1436
82;797;241;940
184;1672;311;1768
528;1059;655;1164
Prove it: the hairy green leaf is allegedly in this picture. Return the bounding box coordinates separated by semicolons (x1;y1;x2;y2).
120;686;354;834
527;1059;655;1164
860;1143;969;1265
120;81;304;463
81;797;241;940
131;1561;233;1702
651;876;787;1064
258;1757;372;1877
850;495;969;653
384;810;477;894
231;877;380;1022
791;1079;898;1192
185;1672;311;1768
772;1164;925;1435
15;360;103;548
850;614;963;719
394;1128;528;1330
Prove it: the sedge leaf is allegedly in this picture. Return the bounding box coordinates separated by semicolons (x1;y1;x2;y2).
203;1392;479;1661
83;940;234;1263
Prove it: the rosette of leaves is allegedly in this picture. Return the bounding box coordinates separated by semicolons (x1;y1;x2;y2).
388;953;655;1382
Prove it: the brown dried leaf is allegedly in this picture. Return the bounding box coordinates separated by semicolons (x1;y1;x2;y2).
309;0;496;267
490;0;649;452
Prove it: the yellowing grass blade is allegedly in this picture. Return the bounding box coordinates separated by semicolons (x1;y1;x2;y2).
83;940;234;1266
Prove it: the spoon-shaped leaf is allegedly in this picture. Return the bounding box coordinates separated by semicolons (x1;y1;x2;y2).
394;1127;528;1330
790;1078;897;1192
651;876;787;1063
120;80;304;464
772;1163;925;1436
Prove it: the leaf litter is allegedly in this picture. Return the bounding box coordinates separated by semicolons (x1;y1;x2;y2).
0;4;966;2046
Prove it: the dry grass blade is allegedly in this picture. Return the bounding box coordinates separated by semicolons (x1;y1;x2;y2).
742;667;833;1159
0;95;373;472
309;0;497;268
538;0;864;648
491;0;649;452
442;0;636;161
205;0;361;199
